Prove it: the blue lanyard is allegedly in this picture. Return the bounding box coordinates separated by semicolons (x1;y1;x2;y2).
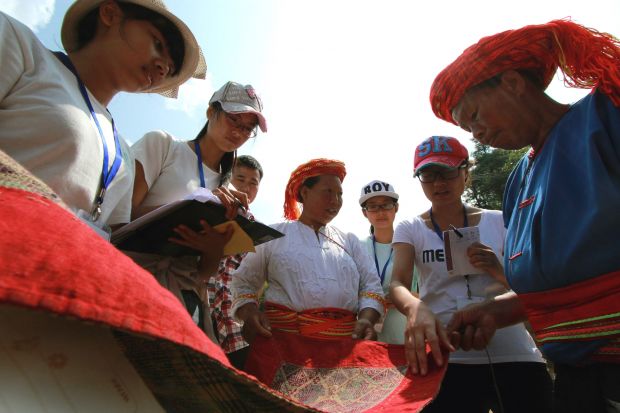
194;140;206;188
429;204;469;241
53;51;122;221
372;236;393;285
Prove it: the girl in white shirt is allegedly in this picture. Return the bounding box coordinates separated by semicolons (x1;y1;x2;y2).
390;136;552;413
129;81;267;339
0;0;204;233
358;180;419;344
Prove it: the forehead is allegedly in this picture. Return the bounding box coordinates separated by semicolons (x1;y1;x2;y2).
365;195;393;205
315;174;342;188
419;164;455;173
232;165;260;181
229;112;259;124
451;90;478;127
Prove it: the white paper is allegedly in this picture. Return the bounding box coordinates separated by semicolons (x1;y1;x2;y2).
443;226;481;276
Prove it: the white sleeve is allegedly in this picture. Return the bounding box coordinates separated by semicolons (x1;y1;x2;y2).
130;131;174;189
0;13;27;102
393;218;416;245
348;233;385;315
230;241;271;320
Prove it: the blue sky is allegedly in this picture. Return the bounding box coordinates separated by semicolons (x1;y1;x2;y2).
2;0;619;235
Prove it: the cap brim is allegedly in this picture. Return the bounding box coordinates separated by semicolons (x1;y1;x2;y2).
60;0;206;98
221;102;268;132
414;156;463;174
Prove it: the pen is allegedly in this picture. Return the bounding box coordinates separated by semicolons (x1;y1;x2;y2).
233;196;247;213
449;224;463;238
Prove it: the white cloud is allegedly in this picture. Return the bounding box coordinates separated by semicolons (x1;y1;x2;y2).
0;0;55;32
164;75;215;118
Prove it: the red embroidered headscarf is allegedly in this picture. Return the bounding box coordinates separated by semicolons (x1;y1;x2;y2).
283;158;346;221
430;19;620;125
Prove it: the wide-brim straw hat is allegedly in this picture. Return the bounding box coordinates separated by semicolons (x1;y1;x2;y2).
61;0;207;98
0;149;316;412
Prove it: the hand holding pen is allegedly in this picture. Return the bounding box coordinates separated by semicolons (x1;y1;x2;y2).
212;186;249;220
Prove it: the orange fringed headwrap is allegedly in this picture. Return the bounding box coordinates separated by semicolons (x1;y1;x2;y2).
283;158;346;221
430;19;620;125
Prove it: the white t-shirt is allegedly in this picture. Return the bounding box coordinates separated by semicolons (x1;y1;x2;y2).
393;210;544;364
232;221;385;317
131;131;220;207
0;12;133;225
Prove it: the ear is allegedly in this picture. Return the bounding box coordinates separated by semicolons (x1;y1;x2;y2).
394;203;399;213
298;186;308;203
362;209;368;219
206;105;215;120
98;0;123;28
499;70;527;96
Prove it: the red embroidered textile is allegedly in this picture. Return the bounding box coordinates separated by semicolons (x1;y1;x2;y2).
246;330;448;412
283;158;346;220
0;185;317;412
517;269;620;361
430;19;620;124
265;302;356;339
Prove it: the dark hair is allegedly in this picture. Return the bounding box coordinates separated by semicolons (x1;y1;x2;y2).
193;102;234;186
75;1;184;75
472;69;545;92
296;176;321;202
235;155;263;180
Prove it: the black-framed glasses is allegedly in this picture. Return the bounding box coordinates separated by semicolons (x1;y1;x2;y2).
363;202;396;212
416;164;466;183
224;112;258;138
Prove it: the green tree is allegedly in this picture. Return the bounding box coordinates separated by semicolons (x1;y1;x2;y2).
464;141;528;210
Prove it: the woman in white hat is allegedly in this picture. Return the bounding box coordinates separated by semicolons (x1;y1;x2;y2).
359;180;418;344
0;0;204;237
128;81;267;340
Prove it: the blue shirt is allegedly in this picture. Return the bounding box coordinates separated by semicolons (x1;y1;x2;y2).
502;91;620;363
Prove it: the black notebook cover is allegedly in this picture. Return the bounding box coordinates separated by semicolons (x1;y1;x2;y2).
112;200;283;256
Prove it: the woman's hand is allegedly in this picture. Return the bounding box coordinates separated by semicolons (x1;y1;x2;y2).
237;303;272;343
352;307;381;340
447;291;526;351
403;300;454;375
467;242;510;289
352;319;377;340
213;186;249;220
169;220;233;277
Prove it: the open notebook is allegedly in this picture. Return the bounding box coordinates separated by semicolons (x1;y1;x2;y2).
112;189;284;256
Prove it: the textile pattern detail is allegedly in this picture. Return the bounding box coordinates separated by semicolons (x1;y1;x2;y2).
272;362;409;413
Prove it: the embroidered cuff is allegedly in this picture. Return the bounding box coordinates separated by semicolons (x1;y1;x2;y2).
359;291;387;314
231;293;259;321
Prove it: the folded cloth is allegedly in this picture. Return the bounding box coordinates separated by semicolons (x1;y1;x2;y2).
0;149;317;412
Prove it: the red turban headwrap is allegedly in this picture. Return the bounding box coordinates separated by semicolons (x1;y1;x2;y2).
430;19;620;125
283;158;346;221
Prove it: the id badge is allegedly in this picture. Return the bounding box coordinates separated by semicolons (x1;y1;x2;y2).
456;295;485;310
77;209;112;241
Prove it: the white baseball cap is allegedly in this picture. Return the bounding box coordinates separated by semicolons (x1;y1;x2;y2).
359;180;399;205
209;81;267;132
